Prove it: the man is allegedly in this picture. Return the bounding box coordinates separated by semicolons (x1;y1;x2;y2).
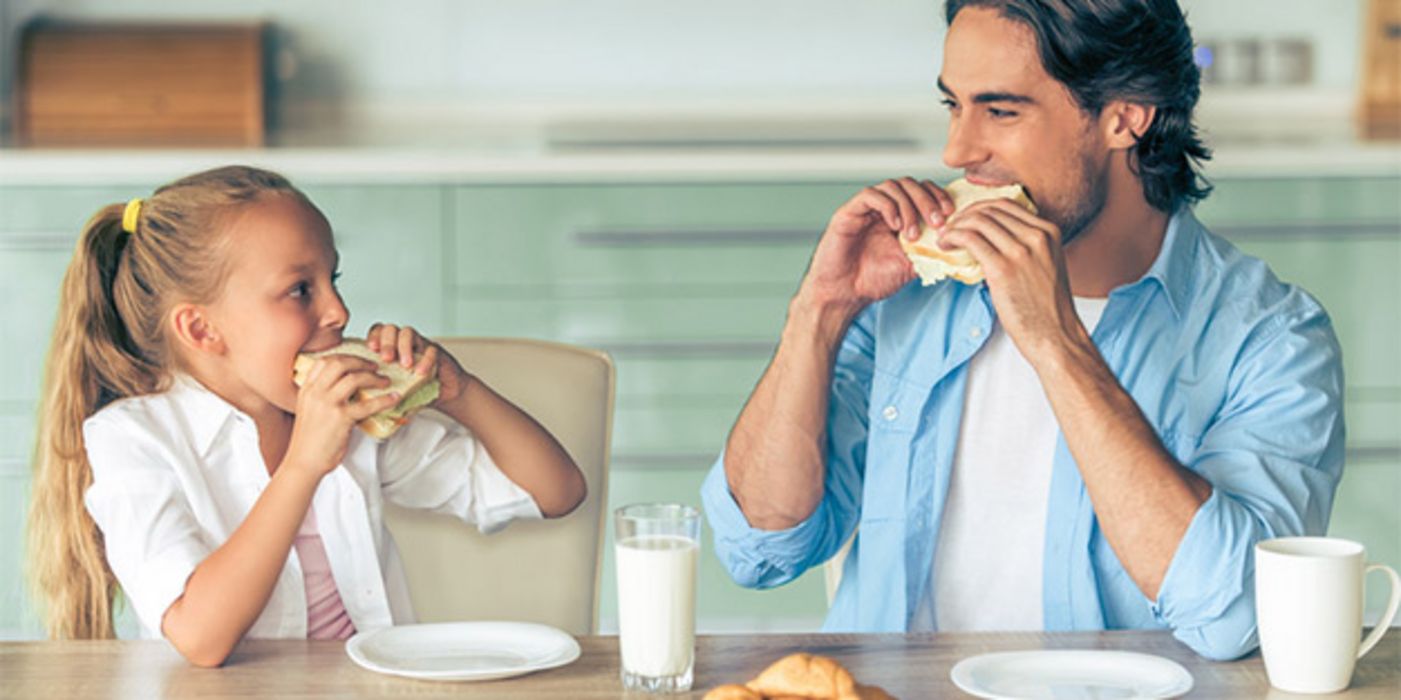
701;0;1343;661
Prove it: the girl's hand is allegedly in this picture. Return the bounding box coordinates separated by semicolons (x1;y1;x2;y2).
287;355;399;477
366;323;473;408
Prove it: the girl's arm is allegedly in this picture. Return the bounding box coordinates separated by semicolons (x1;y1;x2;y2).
162;356;398;667
434;375;586;518
160;465;318;667
366;324;586;519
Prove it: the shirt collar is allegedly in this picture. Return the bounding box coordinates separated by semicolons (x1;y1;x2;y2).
1115;206;1200;319
167;373;244;456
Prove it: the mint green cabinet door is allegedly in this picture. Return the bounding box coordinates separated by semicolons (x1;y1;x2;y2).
1208;176;1401;623
0;185;145;639
1197;177;1401;224
300;186;447;337
1231;236;1401;396
0;186;140;231
0;186;147;416
1329;456;1401;621
454;295;790;344
451;183;860;289
0;234;72;458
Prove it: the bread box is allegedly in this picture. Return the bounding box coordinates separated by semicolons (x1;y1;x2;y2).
1361;0;1401;139
13;20;266;147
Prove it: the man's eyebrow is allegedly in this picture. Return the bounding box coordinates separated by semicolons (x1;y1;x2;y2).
937;77;1037;105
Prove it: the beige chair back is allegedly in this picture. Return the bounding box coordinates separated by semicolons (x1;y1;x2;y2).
383;338;614;635
824;534;855;606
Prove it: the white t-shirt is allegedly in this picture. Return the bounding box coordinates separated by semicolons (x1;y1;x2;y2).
83;373;541;639
914;296;1108;632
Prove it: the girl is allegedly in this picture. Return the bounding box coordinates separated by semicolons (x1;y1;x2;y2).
27;166;586;666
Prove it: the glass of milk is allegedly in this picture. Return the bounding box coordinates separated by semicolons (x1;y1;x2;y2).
614;503;700;692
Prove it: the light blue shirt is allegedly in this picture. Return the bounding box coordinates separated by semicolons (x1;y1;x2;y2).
701;208;1345;661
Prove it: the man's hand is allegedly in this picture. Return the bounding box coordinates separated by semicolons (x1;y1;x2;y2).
801;177;954;310
938;199;1088;362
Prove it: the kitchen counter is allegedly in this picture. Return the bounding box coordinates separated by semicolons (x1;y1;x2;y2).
0;92;1397;185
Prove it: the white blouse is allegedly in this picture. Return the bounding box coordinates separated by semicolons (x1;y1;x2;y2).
82;374;541;640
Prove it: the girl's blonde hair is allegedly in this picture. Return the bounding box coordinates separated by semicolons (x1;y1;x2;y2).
28;165;307;638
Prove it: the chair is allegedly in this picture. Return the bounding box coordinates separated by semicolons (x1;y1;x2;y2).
382;337;614;635
824;534;855;606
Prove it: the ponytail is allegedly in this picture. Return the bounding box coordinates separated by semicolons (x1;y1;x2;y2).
29;206;161;638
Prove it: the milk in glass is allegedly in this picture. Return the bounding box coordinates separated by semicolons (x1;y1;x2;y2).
616;534;697;679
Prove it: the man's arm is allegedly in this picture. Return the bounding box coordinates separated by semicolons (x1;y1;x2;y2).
726;295;862;529
938;199;1209;597
940;199;1344;659
723;178;951;530
1035;327;1211;599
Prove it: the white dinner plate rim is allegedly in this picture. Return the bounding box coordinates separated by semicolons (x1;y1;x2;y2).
345;621;581;682
950;649;1194;699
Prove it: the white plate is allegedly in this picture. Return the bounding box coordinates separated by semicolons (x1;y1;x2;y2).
345;621;581;682
951;650;1194;699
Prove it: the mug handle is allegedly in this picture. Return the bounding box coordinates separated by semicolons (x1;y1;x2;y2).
1357;563;1401;659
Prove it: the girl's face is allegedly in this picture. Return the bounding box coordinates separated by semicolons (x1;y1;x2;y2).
204;194;349;414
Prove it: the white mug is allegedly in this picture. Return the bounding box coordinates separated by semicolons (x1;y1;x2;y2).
1255;537;1401;693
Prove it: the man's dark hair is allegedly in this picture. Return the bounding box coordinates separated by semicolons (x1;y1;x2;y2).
946;0;1212;212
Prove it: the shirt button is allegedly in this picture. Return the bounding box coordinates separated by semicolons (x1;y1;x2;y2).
969;326;984;339
882;406;899;421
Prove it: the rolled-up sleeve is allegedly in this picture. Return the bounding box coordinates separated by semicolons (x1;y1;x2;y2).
702;307;875;589
1154;304;1345;660
378;408;541;534
83;416;211;636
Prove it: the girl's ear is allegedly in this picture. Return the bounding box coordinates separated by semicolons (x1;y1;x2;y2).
1100;100;1157;151
169;303;226;356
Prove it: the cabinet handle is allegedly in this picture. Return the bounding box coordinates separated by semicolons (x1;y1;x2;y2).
1345;445;1401;462
1215;221;1400;239
574;229;816;247
0;231;75;251
0;457;29;476
610;452;721;470
595;340;775;358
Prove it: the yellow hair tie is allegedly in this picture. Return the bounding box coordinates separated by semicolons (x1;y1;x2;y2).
121;198;143;234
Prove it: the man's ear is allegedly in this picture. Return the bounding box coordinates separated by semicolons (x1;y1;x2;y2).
1101;100;1157;150
169;303;226;356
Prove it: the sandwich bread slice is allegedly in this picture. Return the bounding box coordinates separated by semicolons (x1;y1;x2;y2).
292;338;441;440
900;178;1037;285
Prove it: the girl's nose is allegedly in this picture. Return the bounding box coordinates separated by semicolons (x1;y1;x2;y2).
323;291;350;330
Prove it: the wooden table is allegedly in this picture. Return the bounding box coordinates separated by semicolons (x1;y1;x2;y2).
2;631;1397;698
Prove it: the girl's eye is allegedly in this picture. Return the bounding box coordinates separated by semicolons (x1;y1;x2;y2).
332;271;343;285
289;282;311;299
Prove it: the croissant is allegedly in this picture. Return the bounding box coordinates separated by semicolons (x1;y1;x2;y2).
702;653;895;700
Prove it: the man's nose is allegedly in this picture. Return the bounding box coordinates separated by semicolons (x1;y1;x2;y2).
942;116;989;171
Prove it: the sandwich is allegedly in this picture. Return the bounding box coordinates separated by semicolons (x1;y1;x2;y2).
291;338;440;440
899;178;1037;285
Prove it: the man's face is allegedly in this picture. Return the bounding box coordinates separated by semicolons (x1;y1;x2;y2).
939;6;1108;243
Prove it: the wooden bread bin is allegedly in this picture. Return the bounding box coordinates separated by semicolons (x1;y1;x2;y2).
1361;0;1401;139
14;21;266;147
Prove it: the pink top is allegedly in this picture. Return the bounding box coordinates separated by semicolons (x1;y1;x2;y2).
293;507;357;640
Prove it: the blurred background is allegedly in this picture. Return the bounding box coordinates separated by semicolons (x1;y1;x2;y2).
0;0;1397;639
